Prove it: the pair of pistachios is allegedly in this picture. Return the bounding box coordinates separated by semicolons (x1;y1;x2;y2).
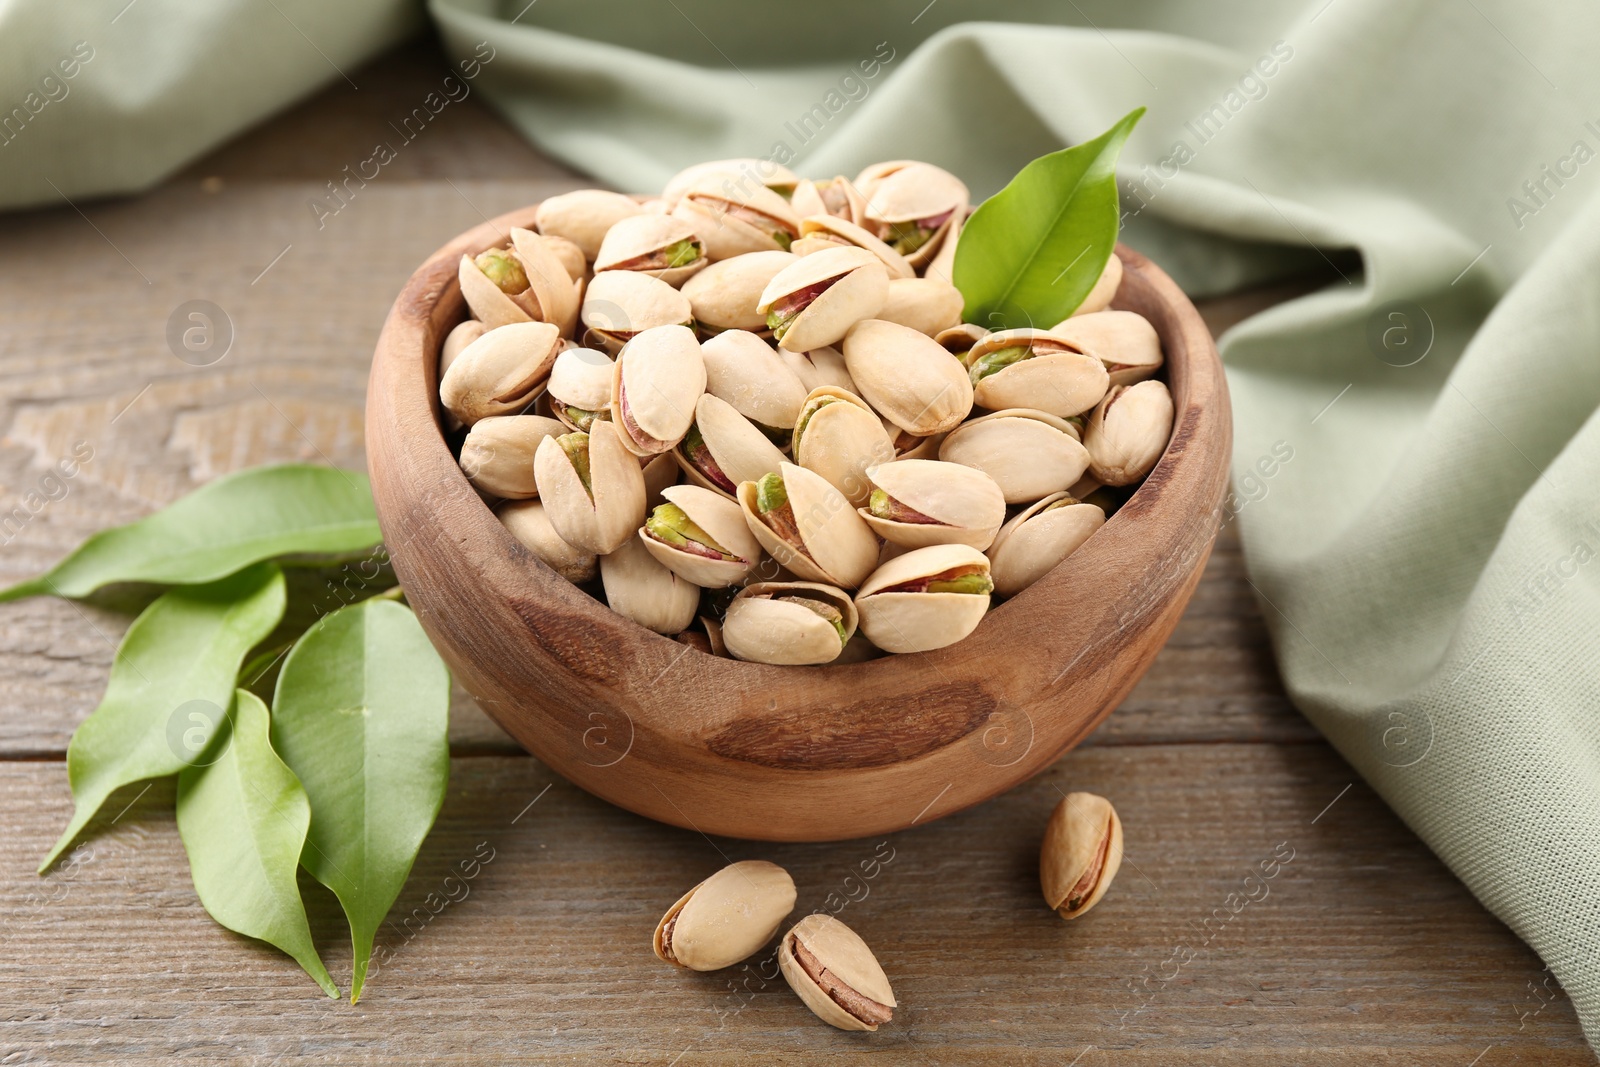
439;156;1176;665
653;860;896;1032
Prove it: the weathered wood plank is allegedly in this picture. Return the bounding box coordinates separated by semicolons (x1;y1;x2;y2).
0;746;1583;1064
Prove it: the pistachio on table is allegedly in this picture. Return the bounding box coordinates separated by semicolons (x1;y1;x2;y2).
842;318;973;436
440;321;561;426
722;581;858;665
639;485;761;588
1047;309;1163;386
594;213;707;287
459;414;565;499
791;387;896;508
671;177;802;260
497;498;597;584
535;188;645;260
599;531;700;635
1040;792;1123;920
532;420;646;554
679;250;796;335
700;329;808;443
859;459;1006;551
986;492;1106;598
859;160;968;269
738;463;879;590
758;246;889;353
655;860;797;972
966;327;1110;418
674;393;788;499
938;408;1091;505
1083;380;1174;486
581;270;693;354
439;319;487;380
854;543;993;654
545;346;615;432
609;323;706;457
778;914;897;1032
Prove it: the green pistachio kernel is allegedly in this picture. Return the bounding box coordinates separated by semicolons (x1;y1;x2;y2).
1041;495;1080;513
868;489;892;519
645;503;729;555
766;304;801;340
968;345;1032;385
561;405;607;432
886;221;933;255
792;396;839;453
475;248;529;295
772;230;794;251
926;572;994;595
755;471;788;514
557;432;592;495
780;595;847;645
662;239;702;268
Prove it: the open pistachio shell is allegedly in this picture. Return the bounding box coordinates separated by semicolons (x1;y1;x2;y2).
796;214;914;279
967;328;1109;418
680;250;797;334
459;414;566;499
987;492;1106;597
662;158;799;205
722;581;859;666
594;213;707;286
921;205;966;284
1040;792;1123;919
758;246;889;353
778;344;857;396
671;178;801;260
700;330;808;434
860;162;968;268
778;914;897;1032
545;347;615;431
439;321;561;426
639;484;761;588
440;319;487;380
532;420;647;554
535;189;645;260
789;176;866;226
859;459;1005;550
854;543;992;654
581;270;693;354
934;322;988;362
792;387;896;508
510;227;580;330
1084;380;1174;486
1071;253;1123;317
675;393;788;499
610;324;706;456
459;250;533;329
1045;310;1163;386
841;318;973;435
737;462;879;590
599;533;699;635
497;498;597;584
641;451;679;510
939;408;1092;505
877;277;963;337
653;860;797;971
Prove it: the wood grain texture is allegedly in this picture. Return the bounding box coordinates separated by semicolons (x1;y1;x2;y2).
0;39;1586;1064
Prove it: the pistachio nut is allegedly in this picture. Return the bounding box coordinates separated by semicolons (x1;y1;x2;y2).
854;543;992;654
934;322;989;363
545;347;615;432
722;581;859;665
1040;792;1123;920
737;462;879;590
654;860;797;971
439;321;562;426
661;158;800;206
459;414;566;499
938;408;1092;505
921;205;965;285
777;344;858;396
700;330;808;441
778;914;897;1032
599;532;700;635
859;161;968;268
639;484;762;588
671;177;802;260
966;328;1109;418
675;393;788;499
610;324;706;456
535;188;645;260
510;227;581;333
641;451;680;510
680;250;797;334
497;498;597;584
543;234;589;283
1083;380;1174;486
859;459;1005;551
757;246;890;353
986;492;1105;597
594;213;708;286
794;214;914;279
789;175;866;226
876;276;963;337
581;270;693;354
1071;253;1123;317
1046;310;1163;386
532;420;647;554
841;318;974;436
791;387;896;508
440;318;487;379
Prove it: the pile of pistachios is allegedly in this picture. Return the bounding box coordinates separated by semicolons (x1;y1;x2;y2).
438;158;1175;663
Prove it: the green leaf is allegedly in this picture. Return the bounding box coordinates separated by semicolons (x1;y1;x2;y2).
953;107;1145;331
39;563;287;872
0;465;381;603
271;598;450;1002
177;689;338;998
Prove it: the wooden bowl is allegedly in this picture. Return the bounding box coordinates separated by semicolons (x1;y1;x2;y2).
367;205;1231;842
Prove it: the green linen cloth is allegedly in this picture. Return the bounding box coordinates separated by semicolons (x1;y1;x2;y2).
5;0;1600;1045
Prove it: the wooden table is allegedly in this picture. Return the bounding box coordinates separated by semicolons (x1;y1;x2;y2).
0;41;1588;1067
